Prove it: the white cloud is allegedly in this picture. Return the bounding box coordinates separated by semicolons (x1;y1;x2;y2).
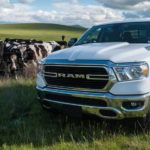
54;0;79;4
50;2;123;26
17;0;34;4
0;0;150;27
0;0;12;8
0;1;124;27
96;0;150;10
0;4;35;23
94;0;150;25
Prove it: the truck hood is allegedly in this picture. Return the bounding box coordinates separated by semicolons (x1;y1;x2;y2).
47;42;150;63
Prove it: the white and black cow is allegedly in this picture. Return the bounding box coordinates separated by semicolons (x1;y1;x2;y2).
3;44;26;78
2;39;61;78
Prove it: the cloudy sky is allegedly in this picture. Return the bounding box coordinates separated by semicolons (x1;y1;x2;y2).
0;0;150;27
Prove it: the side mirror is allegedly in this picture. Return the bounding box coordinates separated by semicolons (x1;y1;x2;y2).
68;38;78;47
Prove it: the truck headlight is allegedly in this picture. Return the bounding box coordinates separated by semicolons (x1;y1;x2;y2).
113;63;149;81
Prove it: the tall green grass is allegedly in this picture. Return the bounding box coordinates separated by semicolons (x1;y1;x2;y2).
0;79;150;150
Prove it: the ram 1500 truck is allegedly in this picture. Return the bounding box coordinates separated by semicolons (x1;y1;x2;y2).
36;21;150;125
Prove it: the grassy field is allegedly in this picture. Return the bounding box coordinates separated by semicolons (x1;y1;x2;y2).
0;24;150;150
0;23;86;41
0;79;150;150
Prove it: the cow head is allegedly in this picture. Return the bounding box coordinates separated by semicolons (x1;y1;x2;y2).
5;52;18;79
23;46;36;63
5;46;26;79
10;54;17;71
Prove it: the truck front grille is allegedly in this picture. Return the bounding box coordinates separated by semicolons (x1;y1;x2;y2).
44;65;109;90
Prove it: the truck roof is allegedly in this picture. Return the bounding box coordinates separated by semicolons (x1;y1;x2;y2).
94;19;150;26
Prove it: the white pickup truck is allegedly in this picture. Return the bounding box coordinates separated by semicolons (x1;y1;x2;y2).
36;20;150;125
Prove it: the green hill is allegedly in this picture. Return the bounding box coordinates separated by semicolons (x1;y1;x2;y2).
0;23;86;41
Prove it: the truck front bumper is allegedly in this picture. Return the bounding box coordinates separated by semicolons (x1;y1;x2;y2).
37;86;150;119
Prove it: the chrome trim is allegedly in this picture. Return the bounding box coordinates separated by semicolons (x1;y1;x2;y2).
44;64;110;67
44;72;109;80
37;86;150;119
43;63;117;92
46;85;107;93
44;72;57;78
44;59;114;67
86;74;109;81
43;59;147;68
42;98;122;119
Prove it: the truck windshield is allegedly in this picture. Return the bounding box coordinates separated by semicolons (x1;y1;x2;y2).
75;22;150;45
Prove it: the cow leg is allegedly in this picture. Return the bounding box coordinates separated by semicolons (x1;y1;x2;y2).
10;54;18;79
11;70;18;80
2;62;10;79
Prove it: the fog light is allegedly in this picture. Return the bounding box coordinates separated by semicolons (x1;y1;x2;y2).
122;101;144;110
99;110;117;117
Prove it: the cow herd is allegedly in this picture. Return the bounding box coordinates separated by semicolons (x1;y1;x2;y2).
0;38;64;79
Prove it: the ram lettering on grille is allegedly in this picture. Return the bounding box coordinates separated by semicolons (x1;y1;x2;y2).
44;72;108;80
